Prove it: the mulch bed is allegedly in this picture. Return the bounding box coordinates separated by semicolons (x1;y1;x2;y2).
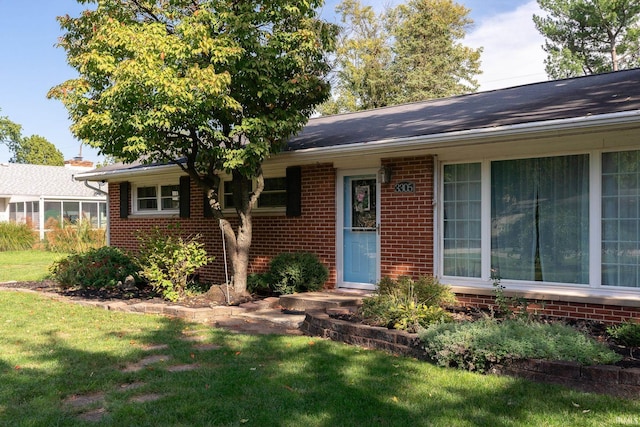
0;280;250;308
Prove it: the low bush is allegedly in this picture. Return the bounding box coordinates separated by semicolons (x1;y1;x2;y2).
359;276;455;332
250;252;329;295
136;226;212;302
0;221;36;251
607;320;640;347
50;246;140;289
420;318;621;373
45;218;106;253
490;269;529;319
247;272;272;295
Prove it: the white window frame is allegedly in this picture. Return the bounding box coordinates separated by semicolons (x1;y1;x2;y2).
439;148;640;293
221;176;287;214
132;179;180;215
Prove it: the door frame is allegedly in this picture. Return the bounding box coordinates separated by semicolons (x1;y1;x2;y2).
336;168;381;290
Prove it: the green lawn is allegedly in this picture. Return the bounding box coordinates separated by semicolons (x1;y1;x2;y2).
0;291;638;426
0;250;67;282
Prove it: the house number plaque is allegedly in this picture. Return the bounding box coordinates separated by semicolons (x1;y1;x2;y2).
394;181;415;193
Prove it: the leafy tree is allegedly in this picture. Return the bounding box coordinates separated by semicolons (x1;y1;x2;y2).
534;0;640;79
0;111;22;156
320;0;393;113
320;0;481;114
49;0;337;294
1;110;64;165
13;135;64;166
387;0;482;104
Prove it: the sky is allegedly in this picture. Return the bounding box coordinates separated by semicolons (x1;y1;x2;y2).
0;0;546;164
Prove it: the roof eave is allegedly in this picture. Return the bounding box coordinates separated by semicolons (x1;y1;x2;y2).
74;110;640;181
74;162;182;182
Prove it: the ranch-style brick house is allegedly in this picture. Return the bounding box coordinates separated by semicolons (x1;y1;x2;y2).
75;69;640;324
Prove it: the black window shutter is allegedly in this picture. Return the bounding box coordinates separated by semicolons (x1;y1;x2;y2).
286;166;302;217
119;181;130;219
179;176;191;218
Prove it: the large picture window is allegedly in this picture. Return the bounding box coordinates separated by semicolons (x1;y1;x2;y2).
491;155;589;284
442;149;639;289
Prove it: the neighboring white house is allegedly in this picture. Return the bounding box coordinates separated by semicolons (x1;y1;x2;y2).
0;160;108;239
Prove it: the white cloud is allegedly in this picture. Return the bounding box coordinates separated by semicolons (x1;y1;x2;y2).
465;1;548;91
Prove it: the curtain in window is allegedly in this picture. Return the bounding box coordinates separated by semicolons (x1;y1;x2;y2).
602;150;640;287
491;155;589;284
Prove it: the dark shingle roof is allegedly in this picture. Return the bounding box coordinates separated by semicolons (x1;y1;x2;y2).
77;69;640;180
287;69;640;151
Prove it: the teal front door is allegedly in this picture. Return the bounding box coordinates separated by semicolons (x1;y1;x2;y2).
339;172;379;289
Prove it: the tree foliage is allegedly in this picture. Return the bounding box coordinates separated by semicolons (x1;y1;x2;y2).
49;0;337;293
0;112;22;151
534;0;640;79
322;0;393;113
13;135;65;166
320;0;481;114
0;109;64;165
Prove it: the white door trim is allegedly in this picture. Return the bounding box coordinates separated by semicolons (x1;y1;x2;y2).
336;168;380;290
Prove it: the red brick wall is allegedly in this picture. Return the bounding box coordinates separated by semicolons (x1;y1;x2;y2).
108;163;336;286
250;163;337;286
456;294;640;324
379;155;434;279
106;157;639;324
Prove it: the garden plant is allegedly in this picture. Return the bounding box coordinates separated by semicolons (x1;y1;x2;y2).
248;252;328;295
359;276;456;332
136;226;212;302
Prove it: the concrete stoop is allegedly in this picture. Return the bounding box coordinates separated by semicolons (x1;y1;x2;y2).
224;290;369;334
278;291;368;311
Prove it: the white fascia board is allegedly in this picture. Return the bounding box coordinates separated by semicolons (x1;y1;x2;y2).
74;163;182;182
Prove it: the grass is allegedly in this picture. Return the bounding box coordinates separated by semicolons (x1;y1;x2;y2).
0;291;638;426
0;250;68;282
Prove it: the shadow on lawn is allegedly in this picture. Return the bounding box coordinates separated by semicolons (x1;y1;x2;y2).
1;311;638;426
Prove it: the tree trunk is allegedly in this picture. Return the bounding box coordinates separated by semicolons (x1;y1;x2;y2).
219;213;252;295
205;169;264;295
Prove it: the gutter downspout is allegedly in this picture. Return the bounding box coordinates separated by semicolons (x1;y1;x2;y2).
83;180;110;246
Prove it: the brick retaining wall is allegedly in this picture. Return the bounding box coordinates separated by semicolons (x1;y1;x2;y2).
300;310;640;398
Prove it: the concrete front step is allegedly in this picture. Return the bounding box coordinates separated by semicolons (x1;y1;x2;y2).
239;308;306;328
279;291;367;311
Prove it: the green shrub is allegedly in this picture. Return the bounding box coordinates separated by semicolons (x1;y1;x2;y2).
359;276;455;332
260;252;329;295
247;272;273;295
490;269;529;319
136;226;212;302
0;222;36;251
607;320;640;347
50;246;140;289
45;218;106;253
420;318;621;373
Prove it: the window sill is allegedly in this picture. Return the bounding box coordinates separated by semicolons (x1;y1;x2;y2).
128;212;180;219
446;279;640;308
222;208;287;217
